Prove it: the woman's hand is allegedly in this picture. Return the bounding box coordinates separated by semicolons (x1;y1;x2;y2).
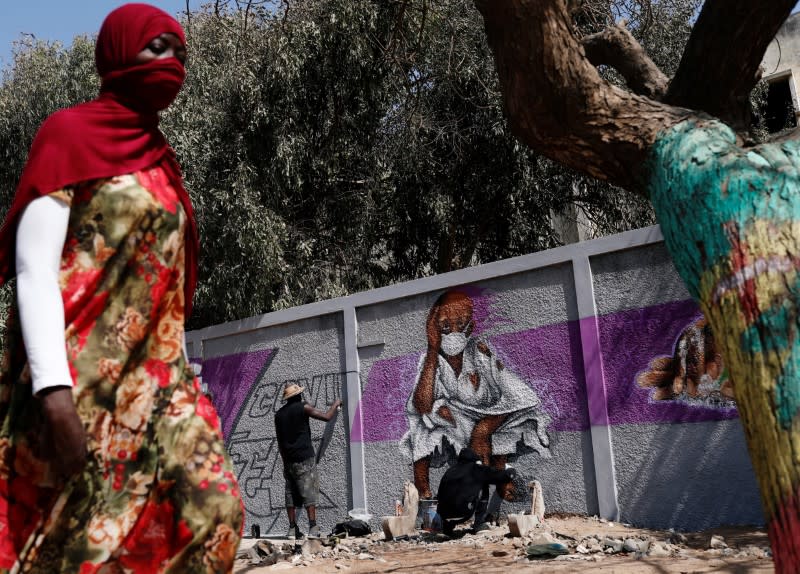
39;387;87;477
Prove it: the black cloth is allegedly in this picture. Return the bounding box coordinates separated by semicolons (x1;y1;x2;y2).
436;448;515;530
275;398;315;462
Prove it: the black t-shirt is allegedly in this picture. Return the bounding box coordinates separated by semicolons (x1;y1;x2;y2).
275;399;315;462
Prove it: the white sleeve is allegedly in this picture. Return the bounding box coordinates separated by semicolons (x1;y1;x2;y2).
15;195;72;395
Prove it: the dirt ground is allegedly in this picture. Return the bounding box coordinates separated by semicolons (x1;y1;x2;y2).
234;515;773;573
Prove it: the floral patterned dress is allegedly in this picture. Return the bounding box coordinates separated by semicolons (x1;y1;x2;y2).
0;167;243;573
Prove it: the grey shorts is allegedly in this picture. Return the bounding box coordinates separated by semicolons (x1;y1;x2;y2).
284;457;319;508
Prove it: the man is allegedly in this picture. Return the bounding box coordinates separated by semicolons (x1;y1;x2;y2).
275;383;342;539
400;289;551;500
437;447;517;535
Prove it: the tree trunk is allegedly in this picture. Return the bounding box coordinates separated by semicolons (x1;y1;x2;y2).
471;1;800;569
648;120;800;571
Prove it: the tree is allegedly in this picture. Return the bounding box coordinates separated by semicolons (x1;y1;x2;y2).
2;0;687;329
471;0;800;569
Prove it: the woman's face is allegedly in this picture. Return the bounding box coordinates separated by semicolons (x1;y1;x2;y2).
135;33;187;65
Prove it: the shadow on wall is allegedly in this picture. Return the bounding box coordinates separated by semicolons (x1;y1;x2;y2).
614;419;764;530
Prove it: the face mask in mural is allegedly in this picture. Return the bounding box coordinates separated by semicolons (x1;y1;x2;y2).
440;331;468;356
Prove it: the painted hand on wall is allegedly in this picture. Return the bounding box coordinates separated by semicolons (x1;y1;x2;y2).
400;289;552;501
637;317;734;407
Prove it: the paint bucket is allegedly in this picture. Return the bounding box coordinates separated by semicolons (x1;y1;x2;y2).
419;499;441;532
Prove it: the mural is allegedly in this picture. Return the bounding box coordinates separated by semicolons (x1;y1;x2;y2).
398;288;553;500
637;317;735;408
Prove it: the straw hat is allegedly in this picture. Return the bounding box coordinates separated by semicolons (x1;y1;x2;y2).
282;383;304;400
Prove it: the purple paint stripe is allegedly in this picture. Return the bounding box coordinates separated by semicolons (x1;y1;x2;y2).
202;348;276;438
598;299;738;425
579;315;610;426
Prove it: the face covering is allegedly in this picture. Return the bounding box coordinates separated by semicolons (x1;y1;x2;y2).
441;332;468;356
104;58;186;112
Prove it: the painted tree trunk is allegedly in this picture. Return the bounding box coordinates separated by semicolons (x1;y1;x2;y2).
649;120;800;572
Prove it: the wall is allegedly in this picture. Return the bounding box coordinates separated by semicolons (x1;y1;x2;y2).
763;12;800;123
187;225;764;536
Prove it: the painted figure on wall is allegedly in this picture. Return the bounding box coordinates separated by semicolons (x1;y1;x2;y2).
637;317;735;407
400;289;551;500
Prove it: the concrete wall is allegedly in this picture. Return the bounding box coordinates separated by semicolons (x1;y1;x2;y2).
763;12;800;122
187;226;764;536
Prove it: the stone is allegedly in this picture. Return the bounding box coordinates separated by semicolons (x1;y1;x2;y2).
334;564;351;570
529;481;545;522
301;539;323;558
529;532;559;546
648;542;670;557
508;512;539;537
601;538;624;553
357;552;374;560
526;542;569;558
576;544;590;554
492;550;510;557
270;563;293;571
709;535;727;549
381;481;419;540
668;531;688;545
623;538;649;553
508;482;546;538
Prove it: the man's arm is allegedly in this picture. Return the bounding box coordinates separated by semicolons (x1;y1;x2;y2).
304;398;342;422
477;464;516;487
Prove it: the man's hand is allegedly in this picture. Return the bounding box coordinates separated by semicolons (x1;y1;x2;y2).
39;387;87;478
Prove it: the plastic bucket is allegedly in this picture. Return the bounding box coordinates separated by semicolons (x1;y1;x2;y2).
419;499;441;532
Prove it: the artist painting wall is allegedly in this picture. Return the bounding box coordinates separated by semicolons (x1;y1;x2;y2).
192;314;349;536
187;227;763;535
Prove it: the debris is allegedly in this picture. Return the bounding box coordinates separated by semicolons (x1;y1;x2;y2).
668;531;688;545
382;481;420;540
301;539;323;558
508;481;545;537
648;542;671;557
601;538;624;553
709;535;728;549
491;550;509;557
623;538;649;553
357;552;374;560
525;542;569;558
334;563;350;570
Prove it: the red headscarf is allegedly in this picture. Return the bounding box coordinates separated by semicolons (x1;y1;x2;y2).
0;3;199;316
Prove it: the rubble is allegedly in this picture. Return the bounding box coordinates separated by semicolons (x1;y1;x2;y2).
508;481;545;537
381;481;420;540
235;513;771;572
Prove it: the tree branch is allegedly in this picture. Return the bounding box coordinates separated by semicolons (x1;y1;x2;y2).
474;0;693;194
582;21;668;100
666;0;795;129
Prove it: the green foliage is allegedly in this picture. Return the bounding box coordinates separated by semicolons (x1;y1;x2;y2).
0;0;701;328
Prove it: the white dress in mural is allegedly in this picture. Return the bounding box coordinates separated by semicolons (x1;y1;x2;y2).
399;337;552;462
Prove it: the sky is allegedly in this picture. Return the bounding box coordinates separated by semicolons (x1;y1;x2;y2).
2;1;800;70
0;1;202;69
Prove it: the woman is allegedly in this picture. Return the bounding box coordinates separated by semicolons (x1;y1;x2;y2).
0;4;242;572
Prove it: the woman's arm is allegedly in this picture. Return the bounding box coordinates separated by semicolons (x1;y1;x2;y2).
16;195;86;477
16;195;72;394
